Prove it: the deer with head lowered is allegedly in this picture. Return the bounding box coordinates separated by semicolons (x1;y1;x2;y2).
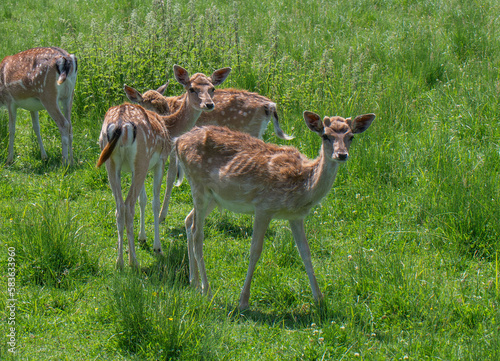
0;47;77;164
96;65;231;269
124;82;293;224
176;111;375;309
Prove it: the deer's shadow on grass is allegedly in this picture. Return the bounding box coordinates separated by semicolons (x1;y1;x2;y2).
139;236;190;286
157;214;275;241
206;212;279;240
137;217;257;285
138;217;279;284
138;221;321;330
223;298;343;330
208;216;254;238
1;151;89;176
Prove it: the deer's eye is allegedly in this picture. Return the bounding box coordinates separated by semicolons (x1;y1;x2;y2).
322;134;332;142
189;88;196;93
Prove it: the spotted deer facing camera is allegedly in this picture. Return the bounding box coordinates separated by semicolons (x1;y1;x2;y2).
0;47;77;164
97;65;231;269
176;111;375;309
125;82;293;223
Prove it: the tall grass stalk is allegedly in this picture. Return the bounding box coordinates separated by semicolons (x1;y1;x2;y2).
497;251;499;299
110;271;225;359
12;200;99;288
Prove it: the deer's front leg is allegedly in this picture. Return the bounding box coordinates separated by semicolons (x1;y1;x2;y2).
289;219;323;304
159;152;178;224
190;188;214;296
106;162;125;270
239;211;272;310
151;161;165;256
6;105;17;164
29;111;47;160
138;185;147;244
40;97;73;165
185;208;198;287
124;163;149;269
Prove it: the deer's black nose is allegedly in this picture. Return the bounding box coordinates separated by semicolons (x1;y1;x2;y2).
338;153;348;161
206;103;214;110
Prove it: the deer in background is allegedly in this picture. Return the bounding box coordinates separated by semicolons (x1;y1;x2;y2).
124;82;293;223
0;47;77;164
97;65;231;269
176;111;375;309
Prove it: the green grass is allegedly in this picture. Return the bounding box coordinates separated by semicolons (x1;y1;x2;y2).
1;0;500;359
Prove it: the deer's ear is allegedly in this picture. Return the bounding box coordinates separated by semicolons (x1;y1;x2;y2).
173;65;191;87
124;85;143;103
348;113;376;134
156;81;169;95
323;116;332;127
210;67;232;86
303;111;324;135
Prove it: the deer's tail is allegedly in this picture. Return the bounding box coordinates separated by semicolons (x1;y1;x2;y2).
267;104;294;140
96;126;123;168
56;54;77;85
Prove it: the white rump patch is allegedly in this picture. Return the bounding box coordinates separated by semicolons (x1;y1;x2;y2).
107;123;117;139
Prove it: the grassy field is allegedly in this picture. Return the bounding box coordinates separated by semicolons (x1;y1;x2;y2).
1;0;499;359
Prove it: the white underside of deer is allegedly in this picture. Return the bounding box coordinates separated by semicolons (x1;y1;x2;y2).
97;65;231;269
0;47;77;164
124;83;293;224
176;111;375;309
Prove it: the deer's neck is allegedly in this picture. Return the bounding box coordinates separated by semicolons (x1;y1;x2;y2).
307;144;340;206
163;93;201;138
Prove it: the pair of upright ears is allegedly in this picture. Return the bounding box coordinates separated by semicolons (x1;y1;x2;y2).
303;111;376;135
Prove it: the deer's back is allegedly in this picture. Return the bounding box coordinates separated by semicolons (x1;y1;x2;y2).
177;126;315;215
0;47;75;103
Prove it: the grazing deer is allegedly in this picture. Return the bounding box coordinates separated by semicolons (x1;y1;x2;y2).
124;82;293;223
0;47;77;164
176;111;375;309
97;65;231;269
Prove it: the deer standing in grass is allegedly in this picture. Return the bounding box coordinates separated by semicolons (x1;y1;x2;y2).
124;82;293;223
0;47;77;164
176;111;375;309
96;65;231;269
